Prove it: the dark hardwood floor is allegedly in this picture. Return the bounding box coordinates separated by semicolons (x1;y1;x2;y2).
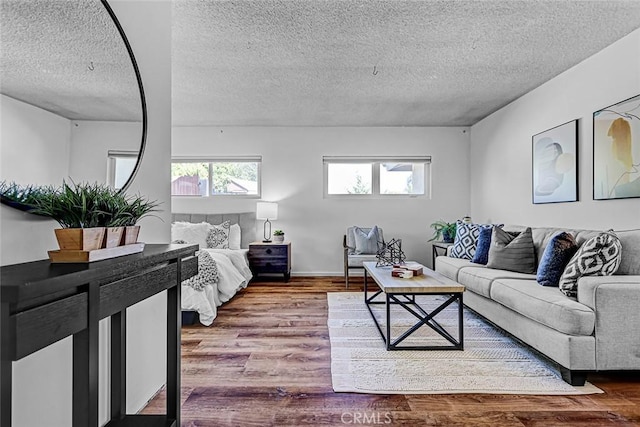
142;277;640;426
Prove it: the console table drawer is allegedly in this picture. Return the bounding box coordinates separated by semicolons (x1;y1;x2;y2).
12;293;88;360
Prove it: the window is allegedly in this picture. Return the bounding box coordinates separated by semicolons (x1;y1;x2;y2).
108;151;138;190
171;157;261;197
323;156;431;197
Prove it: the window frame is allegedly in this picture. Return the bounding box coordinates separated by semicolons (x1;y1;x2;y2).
171;156;262;198
107;150;138;190
323;156;431;198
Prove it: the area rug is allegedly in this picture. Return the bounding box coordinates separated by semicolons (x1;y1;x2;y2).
328;292;602;395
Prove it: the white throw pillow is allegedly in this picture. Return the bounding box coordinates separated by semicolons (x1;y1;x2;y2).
229;223;241;250
171;222;210;249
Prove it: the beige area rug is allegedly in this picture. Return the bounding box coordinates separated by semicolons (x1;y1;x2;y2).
328;292;602;395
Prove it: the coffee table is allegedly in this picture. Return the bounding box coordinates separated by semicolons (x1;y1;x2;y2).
363;261;465;351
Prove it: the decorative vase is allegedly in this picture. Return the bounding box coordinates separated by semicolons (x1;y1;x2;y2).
55;227;106;251
273;235;285;243
442;230;454;243
104;227;125;248
121;225;141;245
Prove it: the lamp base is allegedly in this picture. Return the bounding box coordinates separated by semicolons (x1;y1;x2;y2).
262;239;272;243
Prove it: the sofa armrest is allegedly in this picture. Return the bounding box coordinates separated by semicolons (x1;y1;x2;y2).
577;275;640;310
577;275;640;370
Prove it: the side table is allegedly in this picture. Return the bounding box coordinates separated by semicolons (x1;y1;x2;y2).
431;241;454;268
248;241;291;281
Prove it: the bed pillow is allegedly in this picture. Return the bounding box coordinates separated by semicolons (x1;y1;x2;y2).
536;232;578;287
559;232;622;298
182;250;219;291
206;220;231;249
229;223;242;250
354;226;380;254
486;227;536;274
171;222;210;249
471;226;494;265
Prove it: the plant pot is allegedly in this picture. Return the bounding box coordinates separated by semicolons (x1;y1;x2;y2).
442;230;454;243
55;227;106;251
121;225;141;245
273;235;285;243
103;227;125;248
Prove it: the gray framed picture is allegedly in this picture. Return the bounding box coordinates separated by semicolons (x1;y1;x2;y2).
532;120;578;204
593;94;640;200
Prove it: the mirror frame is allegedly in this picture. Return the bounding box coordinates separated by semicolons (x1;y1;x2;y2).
0;0;147;212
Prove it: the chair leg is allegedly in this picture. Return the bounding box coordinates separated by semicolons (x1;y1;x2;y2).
344;265;349;289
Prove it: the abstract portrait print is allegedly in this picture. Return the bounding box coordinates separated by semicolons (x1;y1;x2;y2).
593;94;640;200
532;120;578;204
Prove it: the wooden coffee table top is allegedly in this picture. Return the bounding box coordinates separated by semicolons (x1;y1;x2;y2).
363;261;465;294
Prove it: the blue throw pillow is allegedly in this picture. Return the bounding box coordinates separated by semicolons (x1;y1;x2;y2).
353;225;380;254
537;232;578;287
471;226;493;265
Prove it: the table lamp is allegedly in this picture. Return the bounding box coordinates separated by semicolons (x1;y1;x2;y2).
256;202;278;242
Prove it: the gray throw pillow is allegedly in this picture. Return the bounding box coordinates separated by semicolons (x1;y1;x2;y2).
206;220;231;249
486;227;536;274
559;232;622;298
354;226;380;254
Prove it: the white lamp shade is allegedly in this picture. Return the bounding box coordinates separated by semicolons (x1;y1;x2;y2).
256;202;278;220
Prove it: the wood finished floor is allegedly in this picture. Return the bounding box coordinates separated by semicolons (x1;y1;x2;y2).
141;277;640;426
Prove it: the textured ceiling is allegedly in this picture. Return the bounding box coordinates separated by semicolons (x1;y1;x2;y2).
0;0;141;122
172;0;640;127
2;1;640;127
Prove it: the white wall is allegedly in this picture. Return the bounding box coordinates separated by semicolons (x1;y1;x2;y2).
2;1;172;426
172;126;471;272
69;120;141;184
470;28;640;229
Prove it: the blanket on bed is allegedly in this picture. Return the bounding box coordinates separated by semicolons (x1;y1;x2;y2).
181;248;253;326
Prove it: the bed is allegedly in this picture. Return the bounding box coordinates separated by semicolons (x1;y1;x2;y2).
171;213;256;325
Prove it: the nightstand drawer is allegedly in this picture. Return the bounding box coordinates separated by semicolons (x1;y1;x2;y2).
248;245;288;258
249;259;288;271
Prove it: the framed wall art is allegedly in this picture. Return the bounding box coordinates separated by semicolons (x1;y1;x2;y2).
532;120;578;204
593;94;640;200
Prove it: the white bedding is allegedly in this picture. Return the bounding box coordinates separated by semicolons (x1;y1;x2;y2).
181;249;252;325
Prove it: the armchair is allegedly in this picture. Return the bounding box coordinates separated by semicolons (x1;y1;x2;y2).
343;226;384;288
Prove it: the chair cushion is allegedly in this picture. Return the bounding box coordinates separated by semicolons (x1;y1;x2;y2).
490;278;595;336
615;229;640;275
458;267;535;299
347;254;379;268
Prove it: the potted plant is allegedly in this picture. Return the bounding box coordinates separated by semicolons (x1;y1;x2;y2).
273;229;285;243
118;194;160;245
428;220;457;243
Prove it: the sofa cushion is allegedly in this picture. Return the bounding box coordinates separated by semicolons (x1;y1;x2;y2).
486;227;536;274
458;267;535;298
559;232;622;297
536;231;578;287
490;278;595;336
615;229;640;275
434;256;473;281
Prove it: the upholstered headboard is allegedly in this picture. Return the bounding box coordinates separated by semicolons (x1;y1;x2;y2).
171;212;256;249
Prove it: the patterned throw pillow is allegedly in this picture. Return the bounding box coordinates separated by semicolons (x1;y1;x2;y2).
450;221;499;260
486;227;537;274
206;220;231;249
182;250;219;291
536;232;578;287
559;232;622;298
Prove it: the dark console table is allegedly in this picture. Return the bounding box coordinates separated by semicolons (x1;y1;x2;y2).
0;243;198;427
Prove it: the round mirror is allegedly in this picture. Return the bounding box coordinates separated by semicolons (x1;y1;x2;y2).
0;0;146;209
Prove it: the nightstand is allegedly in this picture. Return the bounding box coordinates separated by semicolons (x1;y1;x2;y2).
248;241;291;281
432;241;454;268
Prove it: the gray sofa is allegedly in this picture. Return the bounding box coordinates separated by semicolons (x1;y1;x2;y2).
435;226;640;385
